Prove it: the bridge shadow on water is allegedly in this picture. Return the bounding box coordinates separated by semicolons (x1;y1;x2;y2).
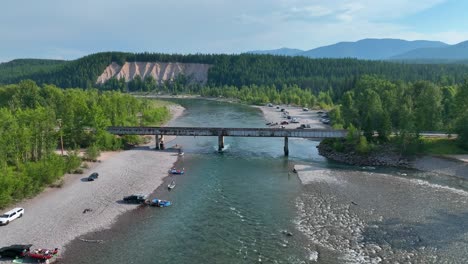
360;210;468;251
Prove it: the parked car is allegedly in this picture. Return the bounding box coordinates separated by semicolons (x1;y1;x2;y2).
267;103;273;107
280;121;289;125
0;244;31;259
321;118;331;124
87;172;99;181
297;124;311;129
302;107;309;111
291;118;300;123
123;194;148;204
0;208;24;225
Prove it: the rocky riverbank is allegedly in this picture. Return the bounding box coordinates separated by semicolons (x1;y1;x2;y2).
317;140;410;167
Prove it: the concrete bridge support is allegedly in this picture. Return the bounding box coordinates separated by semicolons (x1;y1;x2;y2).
160;135;165;150
284;136;289;156
155;135;165;150
218;135;224;152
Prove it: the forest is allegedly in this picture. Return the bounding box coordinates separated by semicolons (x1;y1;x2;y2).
183;76;468;153
2;52;468;207
2;52;468;99
0;80;170;208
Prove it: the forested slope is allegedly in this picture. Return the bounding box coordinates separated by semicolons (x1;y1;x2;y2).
0;59;66;84
2;52;468;98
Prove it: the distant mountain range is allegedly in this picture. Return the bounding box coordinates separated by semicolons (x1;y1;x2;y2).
247;38;468;61
390;40;468;60
247;48;304;56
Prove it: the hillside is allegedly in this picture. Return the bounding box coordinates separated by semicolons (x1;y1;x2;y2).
300;38;448;59
391;40;468;60
247;48;304;56
247;39;448;59
1;52;468;97
0;59;66;84
97;62;211;85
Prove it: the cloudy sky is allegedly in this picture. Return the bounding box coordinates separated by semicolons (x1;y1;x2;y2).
1;0;467;62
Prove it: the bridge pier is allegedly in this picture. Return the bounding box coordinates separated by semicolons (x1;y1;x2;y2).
155;135;165;150
160;135;165;150
218;135;224;152
284;136;289;156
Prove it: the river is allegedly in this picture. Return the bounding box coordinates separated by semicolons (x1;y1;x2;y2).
63;99;468;263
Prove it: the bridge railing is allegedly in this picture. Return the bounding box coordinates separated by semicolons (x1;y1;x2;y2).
107;126;348;139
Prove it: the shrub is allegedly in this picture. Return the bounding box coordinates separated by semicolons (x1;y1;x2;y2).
73;168;84;174
346;124;360;144
356;136;370;154
50;178;64;188
85;144;101;162
332;140;345;152
65;152;82;173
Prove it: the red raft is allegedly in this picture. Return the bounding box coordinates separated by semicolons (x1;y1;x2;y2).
28;248;58;260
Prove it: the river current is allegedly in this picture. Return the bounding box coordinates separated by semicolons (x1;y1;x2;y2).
64;99;468;263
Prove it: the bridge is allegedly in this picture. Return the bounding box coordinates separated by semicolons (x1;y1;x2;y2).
107;126;348;156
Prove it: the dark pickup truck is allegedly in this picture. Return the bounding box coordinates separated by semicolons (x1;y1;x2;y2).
123;194;148;204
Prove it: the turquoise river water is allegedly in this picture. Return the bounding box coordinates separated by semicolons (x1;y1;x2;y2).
63;99;468;264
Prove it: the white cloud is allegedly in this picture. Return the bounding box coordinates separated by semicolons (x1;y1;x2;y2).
0;0;464;61
289;5;334;17
276;0;446;22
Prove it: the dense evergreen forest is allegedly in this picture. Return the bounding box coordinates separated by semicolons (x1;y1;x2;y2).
1;52;468;207
2;52;468;99
0;80;170;208
0;59;66;84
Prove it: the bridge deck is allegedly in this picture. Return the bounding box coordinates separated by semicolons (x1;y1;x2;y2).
107;126;347;138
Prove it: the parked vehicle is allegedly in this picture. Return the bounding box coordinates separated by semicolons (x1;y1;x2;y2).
280;121;289;125
150;199;171;207
302;108;309;111
0;244;31;259
168;180;176;191
28;248;59;260
267;103;273;107
123;194;148;204
169;168;184;175
87;172;99;181
0;208;24;225
321;118;331;124
291;118;300;123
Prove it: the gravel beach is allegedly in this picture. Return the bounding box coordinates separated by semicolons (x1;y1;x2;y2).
0;105;185;262
255;104;468;179
254;105;330;129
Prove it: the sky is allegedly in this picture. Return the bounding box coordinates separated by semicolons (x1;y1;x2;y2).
1;0;468;62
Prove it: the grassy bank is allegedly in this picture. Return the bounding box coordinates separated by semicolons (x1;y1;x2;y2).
418;138;468;155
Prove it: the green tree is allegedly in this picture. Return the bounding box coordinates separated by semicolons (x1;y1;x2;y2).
413;81;442;132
